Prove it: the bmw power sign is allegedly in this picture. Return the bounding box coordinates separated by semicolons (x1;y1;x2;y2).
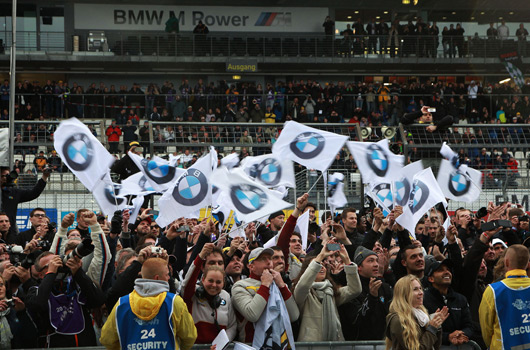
409;180;430;214
141;159;176;184
62;134;94;171
230;184;268;214
172;168;209;206
448;171;471;197
289;132;325;159
366;144;389;177
256;158;282;186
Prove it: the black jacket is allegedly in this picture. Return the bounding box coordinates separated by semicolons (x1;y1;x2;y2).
110;154;139;181
1;178;47;236
339;274;392;340
423;287;473;345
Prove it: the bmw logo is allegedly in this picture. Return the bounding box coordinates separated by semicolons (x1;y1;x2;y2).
289;132;325;159
141;159;176;184
62;134;93;171
366;144;389;177
230;184;268;214
172;168;209;206
138;175;155;192
448;171;470;196
394;179;411;207
409;180;430;214
373;183;394;210
105;184;124;205
256;158;282;186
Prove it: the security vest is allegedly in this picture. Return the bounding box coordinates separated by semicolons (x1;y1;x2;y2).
116;292;176;350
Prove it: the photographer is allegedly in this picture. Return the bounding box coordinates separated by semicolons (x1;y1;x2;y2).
0;212;16;244
1;167;49;237
49;212;111;288
15;208;55;249
25;249;105;347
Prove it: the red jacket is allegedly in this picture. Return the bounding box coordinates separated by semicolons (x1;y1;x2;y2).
106;125;122;142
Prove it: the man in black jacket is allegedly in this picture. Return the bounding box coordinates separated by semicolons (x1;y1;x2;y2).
340;246;392;340
1;167;49;236
423;259;473;346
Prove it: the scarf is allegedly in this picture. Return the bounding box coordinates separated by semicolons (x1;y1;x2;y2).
0;308;13;349
313;280;341;341
413;307;430;327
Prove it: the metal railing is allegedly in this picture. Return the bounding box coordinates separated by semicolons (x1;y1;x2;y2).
1;32;528;59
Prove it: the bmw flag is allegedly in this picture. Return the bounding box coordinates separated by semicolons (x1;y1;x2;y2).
128;152;186;193
92;172;127;217
272;121;348;172
437;160;482;203
395;168;448;239
211;167;291;223
119;172;157;197
346;139;404;184
240;154;296;189
327;173;348;214
156;154;213;228
54;118;115;191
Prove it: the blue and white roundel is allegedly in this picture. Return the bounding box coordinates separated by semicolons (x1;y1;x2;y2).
172;168;208;206
230;184;268;214
138;176;155;192
256;158;282;186
105;184;124;205
448;171;470;196
289;132;325;159
409;180;430;214
366;144;389;177
141;159;176;184
374;183;394;210
62;134;93;171
394;179;410;207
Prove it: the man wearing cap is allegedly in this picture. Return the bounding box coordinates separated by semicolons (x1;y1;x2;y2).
106;119;122;154
480;244;530;350
340;246;392;340
491;238;507;259
110;141;141;181
423;259;473;346
257;210;285;245
232;247;299;342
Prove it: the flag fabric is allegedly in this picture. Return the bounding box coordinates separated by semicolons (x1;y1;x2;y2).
327;173;348;214
346;139;404;184
220;153;240;169
365;182;393;217
119;172;157;196
156;154;213;228
437;160;482;202
272;121;348;172
124;195;144;223
92;172;127;217
129;152;186;193
391;160;424;208
240;154;296;188
499;50;526;88
252;283;296;350
54;118;115;191
396;168;448;239
0;129;8;167
211;168;291;223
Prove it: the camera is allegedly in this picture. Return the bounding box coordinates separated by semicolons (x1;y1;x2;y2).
177;225;190;233
151;246;163;255
5;245;24;254
9;249;36;270
5;299;14;307
48;222;57;233
519;215;530;222
36;239;51;251
476;207;488;219
62;238;94;264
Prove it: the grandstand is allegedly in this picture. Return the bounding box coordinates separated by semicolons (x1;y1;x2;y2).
1;1;530;349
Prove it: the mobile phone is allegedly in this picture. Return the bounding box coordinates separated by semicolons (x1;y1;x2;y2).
327;243;341;251
427;108;436;113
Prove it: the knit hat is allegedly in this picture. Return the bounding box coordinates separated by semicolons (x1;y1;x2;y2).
353;246;377;265
268;210;285;221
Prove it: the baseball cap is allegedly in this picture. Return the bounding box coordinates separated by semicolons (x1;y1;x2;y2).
248;247;274;263
426;258;453;277
129;141;140;148
491;238;508;248
353;246;377;265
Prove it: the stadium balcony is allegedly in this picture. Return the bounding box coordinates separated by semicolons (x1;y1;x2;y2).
0;32;526;74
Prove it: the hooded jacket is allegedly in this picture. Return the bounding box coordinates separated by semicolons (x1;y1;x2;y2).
100;279;197;350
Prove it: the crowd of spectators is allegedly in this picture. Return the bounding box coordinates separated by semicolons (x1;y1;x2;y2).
1;170;530;349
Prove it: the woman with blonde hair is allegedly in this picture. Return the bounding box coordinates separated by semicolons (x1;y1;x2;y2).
386;274;449;350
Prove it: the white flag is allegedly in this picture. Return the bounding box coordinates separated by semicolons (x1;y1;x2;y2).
156;154;213;228
437;160;482;202
346;139;404;184
396;168;448;239
220;153;240;169
240;154;296;188
54;118;115;191
272;121;348;172
211;168;291;223
295;210;310;250
124;195;144;223
92;172;127;217
119;172;157;196
327;173;348;213
128;152;185;193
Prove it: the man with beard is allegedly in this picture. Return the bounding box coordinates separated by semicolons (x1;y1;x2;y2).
0;212;16;244
340;246;392;340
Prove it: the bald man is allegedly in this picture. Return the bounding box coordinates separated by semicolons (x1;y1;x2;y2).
101;258;197;350
479;244;530;350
